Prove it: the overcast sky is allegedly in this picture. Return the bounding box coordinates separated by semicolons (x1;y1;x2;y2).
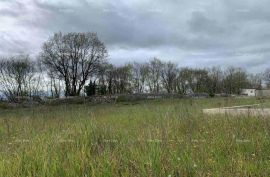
0;0;270;73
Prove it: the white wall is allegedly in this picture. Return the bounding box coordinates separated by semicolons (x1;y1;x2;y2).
241;89;256;97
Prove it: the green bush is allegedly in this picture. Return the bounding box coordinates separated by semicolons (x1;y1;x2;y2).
0;102;10;109
84;81;96;96
116;95;128;102
209;93;215;97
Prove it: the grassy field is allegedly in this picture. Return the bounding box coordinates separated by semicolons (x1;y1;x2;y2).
0;97;270;176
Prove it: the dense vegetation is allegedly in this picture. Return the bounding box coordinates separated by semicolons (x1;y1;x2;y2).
0;98;270;176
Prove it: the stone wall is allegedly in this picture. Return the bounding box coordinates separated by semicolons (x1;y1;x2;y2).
256;90;270;98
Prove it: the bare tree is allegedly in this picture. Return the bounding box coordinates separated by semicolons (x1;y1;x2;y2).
264;69;270;88
48;71;61;98
191;68;209;93
104;64;114;95
176;67;193;94
112;64;133;94
94;64;133;95
248;73;262;89
132;62;149;93
161;61;178;93
176;68;209;94
224;67;249;94
208;66;223;94
0;55;37;101
147;58;163;93
40;32;107;96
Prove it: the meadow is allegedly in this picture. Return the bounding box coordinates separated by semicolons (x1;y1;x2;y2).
0;97;270;176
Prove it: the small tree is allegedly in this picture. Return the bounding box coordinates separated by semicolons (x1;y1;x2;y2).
84;81;96;96
0;55;37;101
147;58;163;93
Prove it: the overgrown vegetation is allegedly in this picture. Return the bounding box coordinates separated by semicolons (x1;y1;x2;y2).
0;98;270;176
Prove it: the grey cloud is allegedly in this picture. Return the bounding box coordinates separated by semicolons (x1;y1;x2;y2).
0;0;269;72
0;9;19;17
0;34;29;55
188;11;226;36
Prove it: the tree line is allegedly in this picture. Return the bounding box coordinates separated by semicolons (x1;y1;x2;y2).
86;59;263;96
0;32;269;101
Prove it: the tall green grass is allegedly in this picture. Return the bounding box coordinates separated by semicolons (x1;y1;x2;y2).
0;98;270;176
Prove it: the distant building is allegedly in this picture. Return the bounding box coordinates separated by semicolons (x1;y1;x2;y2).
255;89;270;98
241;89;256;97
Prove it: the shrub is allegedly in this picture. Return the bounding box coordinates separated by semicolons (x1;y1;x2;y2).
116;95;128;102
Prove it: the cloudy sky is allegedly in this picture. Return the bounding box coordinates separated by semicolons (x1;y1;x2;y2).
0;0;270;73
